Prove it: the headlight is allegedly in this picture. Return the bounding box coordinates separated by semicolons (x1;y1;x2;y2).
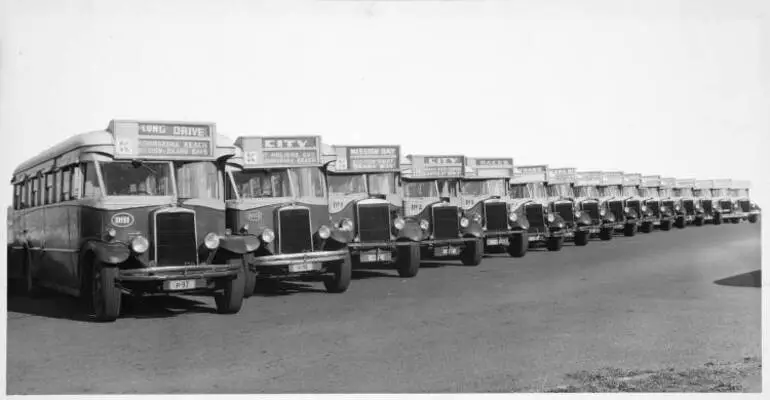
508;212;518;222
204;232;221;250
106;228;117;239
575;211;582;218
319;225;331;239
239;224;250;234
460;217;470;228
624;207;630;213
420;219;430;230
339;218;354;232
261;228;275;243
661;206;668;212
599;209;606;217
130;235;149;254
393;217;405;230
641;205;647;212
547;213;555;223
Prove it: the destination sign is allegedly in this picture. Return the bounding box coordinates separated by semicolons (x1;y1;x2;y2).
515;166;547;174
108;119;216;160
660;178;677;187
409;155;465;177
346;146;400;171
641;175;662;187
238;136;321;166
474;158;513;167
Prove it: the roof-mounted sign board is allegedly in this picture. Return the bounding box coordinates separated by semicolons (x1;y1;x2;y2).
641;175;662;187
622;173;642;186
547;167;576;184
406;155;465;178
575;171;602;186
675;178;696;188
465;157;514;178
694;180;714;189
660;177;677;188
511;165;548;184
732;179;751;189
712;178;732;189
108;119;217;160
329;145;400;173
235;135;322;168
600;171;624;186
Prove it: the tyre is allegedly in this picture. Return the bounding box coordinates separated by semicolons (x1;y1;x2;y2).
396;244;420;278
574;230;589;246
694;217;704;226
546;236;564;251
599;227;613;241
623;223;637;237
660;220;673;231
460;238;483;266
92;261;122;322
243;264;256;299
15;250;38;297
749;214;759;224
323;252;352;293
215;260;245;314
640;222;653;233
713;214;723;225
675;216;686;229
731;218;740;224
506;234;528;258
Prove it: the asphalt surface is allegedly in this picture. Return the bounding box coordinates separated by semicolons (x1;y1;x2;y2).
5;222;762;394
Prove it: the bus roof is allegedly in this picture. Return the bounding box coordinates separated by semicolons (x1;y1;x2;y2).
12;120;234;182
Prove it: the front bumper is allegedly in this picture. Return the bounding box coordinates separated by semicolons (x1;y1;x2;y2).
119;263;241;282
421;237;478;247
348;241;415;251
250;249;349;267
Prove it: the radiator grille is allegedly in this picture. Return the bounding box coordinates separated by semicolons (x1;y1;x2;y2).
155;212;197;267
683;200;695;215
526;203;545;233
719;200;732;211
609;200;624;221
701;199;713;215
739;200;751;213
432;206;459;240
484;202;508;231
554;202;574;224
358;203;391;242
627;200;641;217
582;201;600;223
278;208;313;254
646;200;660;216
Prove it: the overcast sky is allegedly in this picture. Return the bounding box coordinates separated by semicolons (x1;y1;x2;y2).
1;0;768;202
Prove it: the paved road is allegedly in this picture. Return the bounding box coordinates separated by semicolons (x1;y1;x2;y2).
6;223;761;394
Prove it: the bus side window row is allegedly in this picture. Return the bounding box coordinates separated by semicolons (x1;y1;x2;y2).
12;163;95;210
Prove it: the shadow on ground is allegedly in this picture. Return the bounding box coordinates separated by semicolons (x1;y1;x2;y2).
714;270;761;288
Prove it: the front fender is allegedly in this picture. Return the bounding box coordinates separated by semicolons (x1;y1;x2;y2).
328;228;354;244
219;235;261;255
85;240;131;265
461;220;483;238
396;220;424;242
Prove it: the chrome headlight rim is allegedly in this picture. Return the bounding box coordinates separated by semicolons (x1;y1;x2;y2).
318;225;332;239
130;235;149;254
508;211;518;222
261;228;275;243
339;218;354;232
419;219;430;231
547;213;556;223
459;217;470;228
204;232;221;250
393;216;406;230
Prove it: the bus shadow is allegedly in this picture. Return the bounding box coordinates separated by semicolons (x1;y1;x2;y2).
7;291;217;322
251;279;329;297
714;270;761;288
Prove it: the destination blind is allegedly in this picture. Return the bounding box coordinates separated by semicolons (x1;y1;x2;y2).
243;136;320;166
421;156;463;177
347;146;399;171
110;120;216;159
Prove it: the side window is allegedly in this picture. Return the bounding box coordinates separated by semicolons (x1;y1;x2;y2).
45;173;55;205
13;184;21;210
60;168;72;201
82;162;100;198
22;181;29;209
29;178;38;207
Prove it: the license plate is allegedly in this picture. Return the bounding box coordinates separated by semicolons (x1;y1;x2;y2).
434;246;459;257
528;235;542;242
487;237;509;246
360;251;392;263
164;279;197;291
289;263;320;273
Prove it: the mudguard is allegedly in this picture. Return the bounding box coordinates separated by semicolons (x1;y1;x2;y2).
603;211;617;224
548;214;566;231
511;218;529;231
328;228;353;245
219;235;261;255
461;219;483;238
396;219;424;242
576;213;593;226
85;241;131;265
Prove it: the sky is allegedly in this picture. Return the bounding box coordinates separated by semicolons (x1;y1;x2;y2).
1;0;768;203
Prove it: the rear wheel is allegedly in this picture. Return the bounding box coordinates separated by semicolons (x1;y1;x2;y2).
324;252;352;293
215;260;245;314
623;223;637;237
546;236;564;251
574;230;589;246
396;244;420;278
460;238;483;266
660;220;673;231
599;227;613;241
507;234;528;258
92;261;122;322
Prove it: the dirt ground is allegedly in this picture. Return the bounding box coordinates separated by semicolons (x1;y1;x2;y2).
5;222;761;394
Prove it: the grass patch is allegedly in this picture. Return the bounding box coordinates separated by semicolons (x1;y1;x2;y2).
545;357;761;393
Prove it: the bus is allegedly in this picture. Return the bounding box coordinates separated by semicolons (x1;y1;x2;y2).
7;119;257;321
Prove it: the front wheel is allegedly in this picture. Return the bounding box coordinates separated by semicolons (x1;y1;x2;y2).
92;262;122;322
731;218;740;224
546;236;564;251
749;214;760;224
660;220;673;231
623;223;637;237
599;227;613;241
243;265;256;299
694;217;705;226
507;234;528;258
396;244;420;278
574;230;590;246
324;252;352;293
713;214;723;225
640;222;653;233
215;261;245;314
675;216;686;229
460;238;483;266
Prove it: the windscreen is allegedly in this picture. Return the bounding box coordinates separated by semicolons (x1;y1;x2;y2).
600;185;622;197
403;180;439;198
176;161;221;199
674;188;694;197
461;179;507;197
437;179;459;197
576;186;600;198
230;169;291;199
640;187;660;197
367;173;398;195
327;174;367;195
711;188;728;197
622;186;640;197
659;188;673;197
100;161;173;196
289;167;326;198
547;183;574;198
